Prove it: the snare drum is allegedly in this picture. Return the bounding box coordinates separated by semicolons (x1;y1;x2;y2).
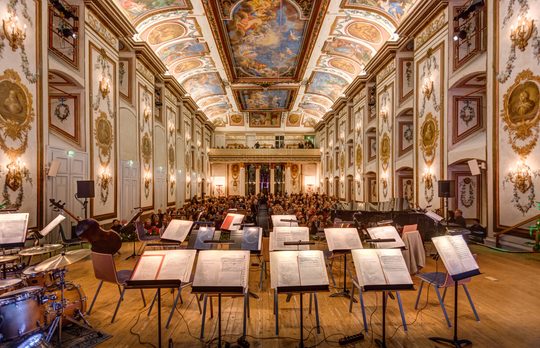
0;286;46;342
45;282;87;325
22;266;53;288
0;279;23;296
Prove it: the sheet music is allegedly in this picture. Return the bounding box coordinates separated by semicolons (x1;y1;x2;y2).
432;235;479;276
241;227;262;251
221;213;245;231
40;215;66;237
298;251;329;286
192;250;250;289
367;226;405;249
131;254;163;281
352;249;413;287
0;213;29;245
425;211;444;222
271;227;309;251
271;215;299;227
161;220;193;242
379;250;413;285
194;227;216;249
324;228;363;251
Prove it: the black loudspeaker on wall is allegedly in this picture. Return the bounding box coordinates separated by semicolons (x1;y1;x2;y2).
438;180;455;198
77;180;95;198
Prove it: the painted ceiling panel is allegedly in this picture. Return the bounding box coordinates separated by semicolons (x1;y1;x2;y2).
114;0;417;129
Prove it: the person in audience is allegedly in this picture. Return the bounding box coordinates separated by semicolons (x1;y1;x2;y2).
454;209;467;227
111;219;123;233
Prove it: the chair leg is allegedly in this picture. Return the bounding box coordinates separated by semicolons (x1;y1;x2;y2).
259;261;264;290
462;285;480;321
396;292;408;332
309;293;313;314
314;293;320;334
118;285;123;298
112;287;126;323
140;289;146;307
359;288;368;333
166;287;182;329
196;294;202;314
88;280;103;315
243;293;248;336
349;284;355;313
442;287;448;302
328;259;336;286
414;281;425;310
434;286;452;327
200;295;208;339
209;296;213;319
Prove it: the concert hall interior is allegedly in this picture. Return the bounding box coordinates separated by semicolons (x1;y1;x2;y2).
1;0;540;347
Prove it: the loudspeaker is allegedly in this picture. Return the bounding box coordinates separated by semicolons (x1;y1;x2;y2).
438;180;455;198
77;180;95;198
468;159;481;175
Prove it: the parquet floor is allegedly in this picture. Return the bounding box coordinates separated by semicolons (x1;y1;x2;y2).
57;242;540;347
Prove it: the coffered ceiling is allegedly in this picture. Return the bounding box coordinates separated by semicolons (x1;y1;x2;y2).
114;0;417;131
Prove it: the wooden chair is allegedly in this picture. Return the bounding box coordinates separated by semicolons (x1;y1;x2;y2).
259;237;270;290
87;252;146;323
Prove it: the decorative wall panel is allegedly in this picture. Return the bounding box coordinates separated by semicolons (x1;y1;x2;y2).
166;106;176;204
415;43;444;209
89;43;117;219
496;1;540;225
378;82;394;201
0;0;41;227
138;83;154;210
49;94;80;146
454;172;480;220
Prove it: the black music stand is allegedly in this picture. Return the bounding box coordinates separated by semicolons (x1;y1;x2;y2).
75;180;94;219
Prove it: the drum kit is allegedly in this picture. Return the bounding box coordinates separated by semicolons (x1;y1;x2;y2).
0;249;91;347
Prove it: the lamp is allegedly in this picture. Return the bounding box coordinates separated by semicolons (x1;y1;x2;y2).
98;166;112;203
169;173;176;192
99;73;110;98
422;76;434;99
5;159;29;192
2;13;26;51
510;15;534;51
422;166;436;203
144;170;152;197
505;160;537;194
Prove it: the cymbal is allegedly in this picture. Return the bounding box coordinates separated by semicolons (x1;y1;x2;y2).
34;249;91;272
19;244;63;256
0;255;19;263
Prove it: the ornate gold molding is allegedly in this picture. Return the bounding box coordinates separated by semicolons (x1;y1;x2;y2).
136;59;155;85
415;10;447;50
85;11;118;48
376;60;396;84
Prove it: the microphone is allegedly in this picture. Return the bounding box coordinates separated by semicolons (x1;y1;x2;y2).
365;238;396;243
233;223;255;227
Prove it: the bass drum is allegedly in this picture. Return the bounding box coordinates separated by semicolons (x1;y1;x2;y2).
45;282;87;325
0;286;46;342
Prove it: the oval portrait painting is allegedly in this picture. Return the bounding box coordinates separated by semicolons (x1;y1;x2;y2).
508;80;540;126
0;80;29;126
147;22;186;46
346;22;383;44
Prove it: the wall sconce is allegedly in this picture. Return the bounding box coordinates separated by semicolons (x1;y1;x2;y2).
197;176;202;184
168;122;175;137
504;160;540;215
510;15;535;51
2;14;26;51
422;76;434;99
98;166;112;203
186;174;191;184
380;107;388;123
143;170;152;197
196;140;201;147
99;74;110;98
169;173;176;193
5;159;28;192
380;171;389;197
143;106;151;123
185;132;191;142
422;166;436;203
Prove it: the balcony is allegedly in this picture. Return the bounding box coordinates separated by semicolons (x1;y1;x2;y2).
208;148;321;163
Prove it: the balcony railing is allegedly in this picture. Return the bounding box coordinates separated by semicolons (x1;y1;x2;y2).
208;148;321;163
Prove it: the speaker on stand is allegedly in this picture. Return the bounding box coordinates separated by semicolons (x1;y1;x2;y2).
76;180;95;219
438;180;455;227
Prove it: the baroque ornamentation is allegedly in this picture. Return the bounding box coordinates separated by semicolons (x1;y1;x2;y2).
419;50;440;118
420;113;439;166
502;69;540;158
94;112;113;167
380;133;390;171
459;177;475;208
415;11;447;49
504;160;540;215
85;11;118;48
92;50;114;118
459;100;476;126
54;97;70;122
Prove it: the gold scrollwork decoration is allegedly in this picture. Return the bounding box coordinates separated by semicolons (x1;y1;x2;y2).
420;113;439;166
502;69;540;158
0;69;34;160
94;112;113;167
141;132;152;166
380;133;390;170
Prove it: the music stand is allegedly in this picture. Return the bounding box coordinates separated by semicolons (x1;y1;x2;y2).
76;180;94;219
34;214;66;241
0;213;29;249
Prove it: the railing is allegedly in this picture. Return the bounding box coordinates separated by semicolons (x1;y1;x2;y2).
208;148;321;163
495;214;540;248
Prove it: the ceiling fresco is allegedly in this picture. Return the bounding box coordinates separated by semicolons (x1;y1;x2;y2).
114;0;417;129
235;88;295;111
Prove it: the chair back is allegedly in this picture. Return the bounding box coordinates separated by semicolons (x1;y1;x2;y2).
402;224;418;233
135;221;147;241
91;252;119;284
442;254;478;287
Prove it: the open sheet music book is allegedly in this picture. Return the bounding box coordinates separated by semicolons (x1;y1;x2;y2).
270;227;310;251
194;226;216;249
221;213;245;231
366;226;405;249
40;214;66;237
271;215;299;227
425;211;444;223
131;249;197;283
432;235;480;281
270;250;329;292
161;219;193;243
192;250;250;293
0;213;29;247
351;249;414;291
241;227;262;251
324;228;363;251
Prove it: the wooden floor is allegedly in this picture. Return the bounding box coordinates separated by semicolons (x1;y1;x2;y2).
56;242;540;347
